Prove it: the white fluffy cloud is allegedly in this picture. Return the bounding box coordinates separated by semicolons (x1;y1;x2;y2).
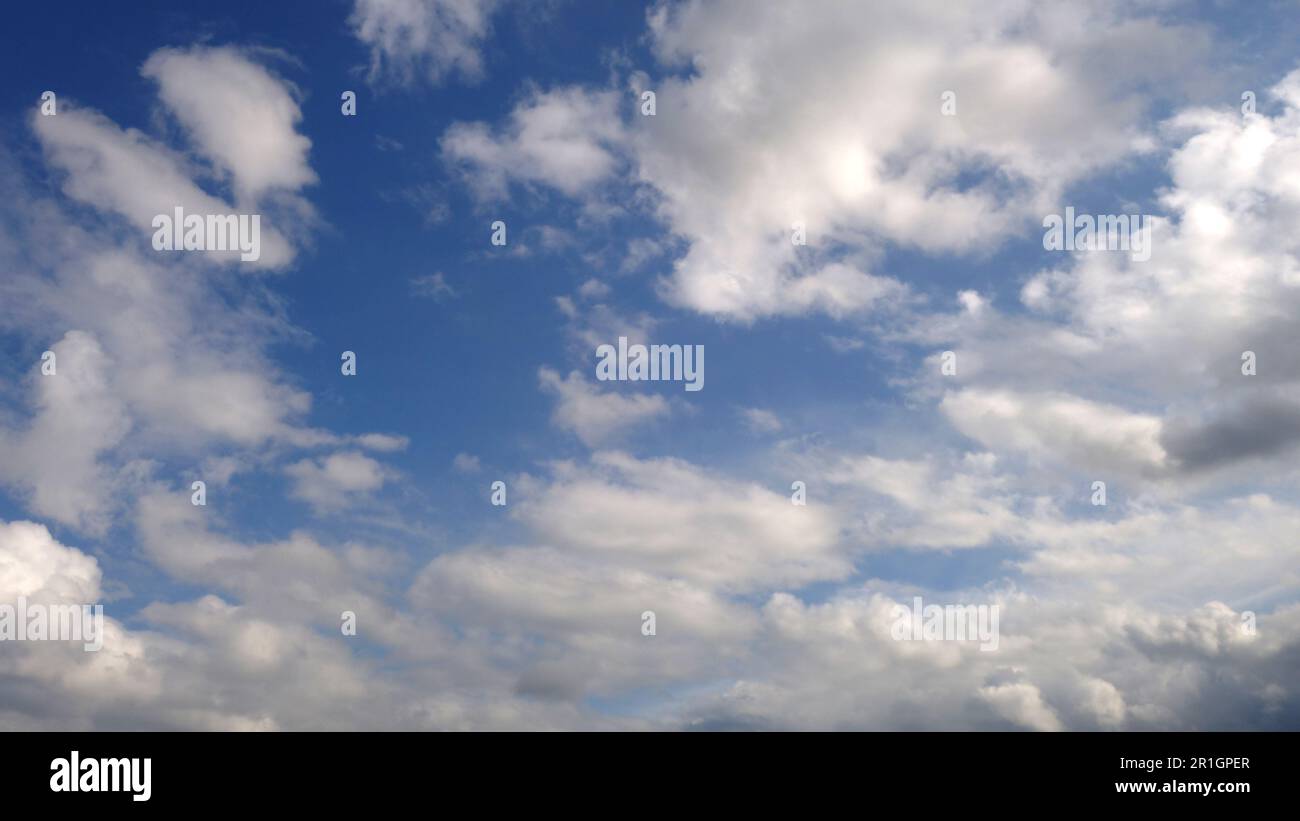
821;452;1025;550
434;0;1211;320
514;451;848;591
410;546;758;700
629;0;1211;320
911;67;1300;494
538;368;670;446
0;46;338;534
4;5;1299;732
141;47;317;202
739;407;782;434
0;332;130;534
674;591;1297;730
940;389;1168;479
351;0;502;86
39;44;317;269
0;520;161;724
286;451;392;512
442;87;626;199
0;520;102;603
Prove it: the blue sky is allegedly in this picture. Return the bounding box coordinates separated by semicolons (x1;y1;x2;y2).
1;0;1299;730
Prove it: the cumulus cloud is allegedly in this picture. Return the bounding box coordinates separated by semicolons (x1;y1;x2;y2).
822;452;1025;549
410;546;758;700
32;46;312;272
514;451;848;591
285;451;392;513
431;0;1210;320
940;389;1169;479
4;5;1300;733
0;45;330;534
906;64;1300;497
351;0;502;86
141;46;317;202
627;0;1212;320
0;224;316;529
442;86;625;200
0;520;102;603
0;520;161;725
676;591;1297;731
354;433;410;452
979;681;1064;732
451;453;481;473
538;368;670;446
0;332;130;534
739;407;782;434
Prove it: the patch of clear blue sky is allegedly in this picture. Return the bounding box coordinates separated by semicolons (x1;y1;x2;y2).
4;1;1300;617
